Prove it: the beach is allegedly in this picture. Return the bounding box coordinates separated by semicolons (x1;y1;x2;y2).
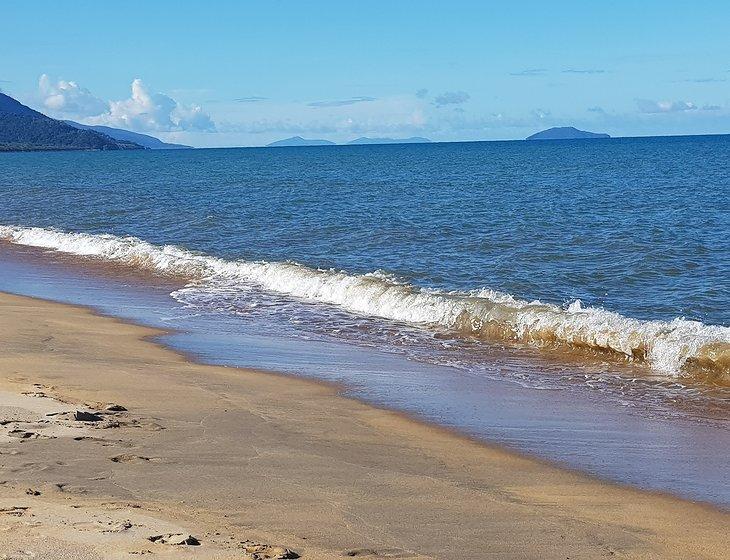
0;291;728;559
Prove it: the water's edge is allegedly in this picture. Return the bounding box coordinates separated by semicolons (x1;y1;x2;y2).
2;225;728;381
1;244;728;510
3;285;728;515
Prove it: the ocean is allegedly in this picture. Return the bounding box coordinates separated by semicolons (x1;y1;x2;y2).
1;136;729;506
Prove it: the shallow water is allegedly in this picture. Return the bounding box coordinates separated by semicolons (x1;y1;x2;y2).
1;243;729;509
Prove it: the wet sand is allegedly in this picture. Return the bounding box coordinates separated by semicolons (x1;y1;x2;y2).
0;291;728;559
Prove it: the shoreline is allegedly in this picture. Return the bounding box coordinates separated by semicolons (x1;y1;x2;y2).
1;256;727;509
11;289;716;513
0;290;728;559
1;228;728;384
1;242;729;507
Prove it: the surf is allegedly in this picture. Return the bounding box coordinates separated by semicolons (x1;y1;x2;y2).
2;224;728;381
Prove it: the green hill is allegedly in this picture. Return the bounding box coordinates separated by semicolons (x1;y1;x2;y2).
0;92;143;151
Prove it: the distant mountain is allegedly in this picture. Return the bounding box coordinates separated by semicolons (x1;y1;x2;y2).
526;127;610;140
0;92;143;152
267;136;336;147
346;136;432;145
64;121;191;149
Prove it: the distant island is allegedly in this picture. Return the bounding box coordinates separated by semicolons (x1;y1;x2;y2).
267;136;336;147
0;92;143;151
267;135;433;147
526;127;610;140
346;137;431;145
64;121;191;150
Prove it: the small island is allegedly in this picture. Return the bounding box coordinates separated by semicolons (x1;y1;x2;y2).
526;126;610;140
266;136;336;147
64;121;191;149
346;137;431;145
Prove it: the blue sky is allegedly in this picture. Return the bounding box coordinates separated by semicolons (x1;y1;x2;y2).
2;1;729;147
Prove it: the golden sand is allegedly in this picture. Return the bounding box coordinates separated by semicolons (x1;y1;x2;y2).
0;292;727;559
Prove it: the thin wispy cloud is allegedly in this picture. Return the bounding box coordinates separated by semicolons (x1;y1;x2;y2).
531;108;551;119
679;78;726;83
587;106;606;114
509;68;547;76
415;88;429;99
234;96;268;102
308;96;375;108
562;68;606;74
433;91;470;107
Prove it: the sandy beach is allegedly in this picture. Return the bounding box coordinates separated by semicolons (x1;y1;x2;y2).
0;290;727;559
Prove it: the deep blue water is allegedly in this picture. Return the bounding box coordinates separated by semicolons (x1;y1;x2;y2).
1;136;728;325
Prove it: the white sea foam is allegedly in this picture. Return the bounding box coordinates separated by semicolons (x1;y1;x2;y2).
2;224;728;377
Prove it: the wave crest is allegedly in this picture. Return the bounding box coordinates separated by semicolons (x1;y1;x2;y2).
2;224;728;379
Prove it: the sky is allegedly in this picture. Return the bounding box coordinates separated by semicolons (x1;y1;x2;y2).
2;0;730;147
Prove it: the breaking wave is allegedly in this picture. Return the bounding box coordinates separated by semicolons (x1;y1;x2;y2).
1;224;728;380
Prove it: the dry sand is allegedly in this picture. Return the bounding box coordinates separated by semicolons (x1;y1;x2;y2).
0;291;727;559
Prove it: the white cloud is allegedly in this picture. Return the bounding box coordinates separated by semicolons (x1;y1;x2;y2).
39;74;108;117
215;93;431;137
38;75;214;132
531;108;551;119
636;99;697;113
94;79;215;132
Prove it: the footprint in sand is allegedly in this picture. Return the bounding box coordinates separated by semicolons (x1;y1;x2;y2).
73;410;104;422
241;541;300;559
7;429;48;440
148;533;200;545
104;403;127;412
0;506;29;517
73;435;132;448
343;549;415;558
110;454;161;464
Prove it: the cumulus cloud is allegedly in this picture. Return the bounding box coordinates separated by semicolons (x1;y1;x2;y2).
39;74;108;117
509;68;547;76
636;99;697;113
433;91;470;107
308;96;375;108
93;79;214;132
37;75;214;132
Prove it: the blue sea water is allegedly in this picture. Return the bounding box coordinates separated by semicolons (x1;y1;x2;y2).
1;137;729;383
1;135;729;506
1;136;728;326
